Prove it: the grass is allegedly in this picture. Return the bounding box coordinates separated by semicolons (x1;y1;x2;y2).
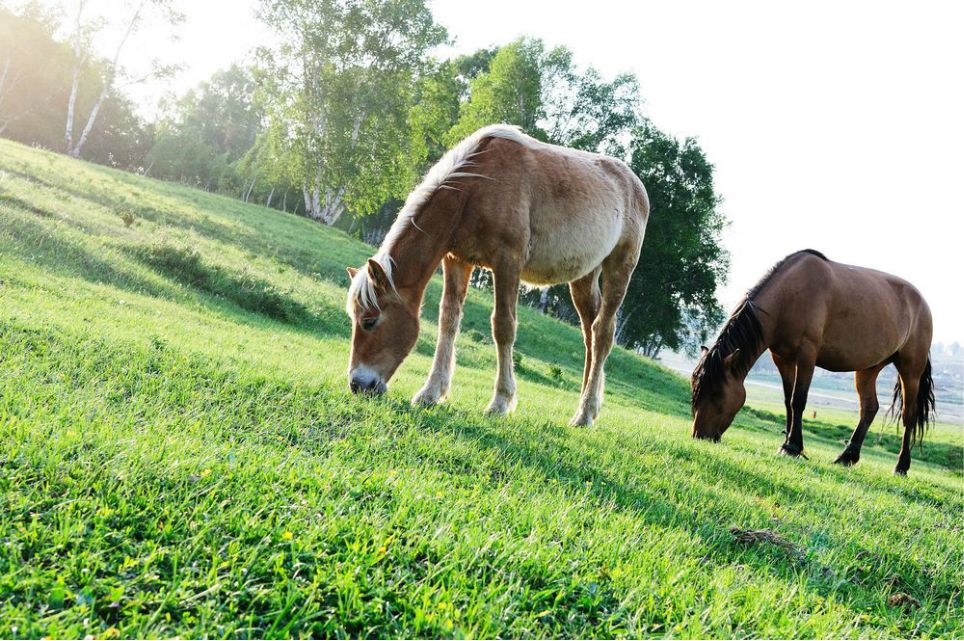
0;138;961;639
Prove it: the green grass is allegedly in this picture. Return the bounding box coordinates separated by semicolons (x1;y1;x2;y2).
0;138;961;639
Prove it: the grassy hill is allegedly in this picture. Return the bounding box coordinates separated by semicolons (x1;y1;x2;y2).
0;138;961;639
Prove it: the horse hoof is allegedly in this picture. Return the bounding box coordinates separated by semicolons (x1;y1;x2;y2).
568;413;593;428
779;443;805;458
894;467;908;476
484;396;516;417
833;450;859;467
412;387;443;407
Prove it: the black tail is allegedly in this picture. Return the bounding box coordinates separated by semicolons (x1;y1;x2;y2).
890;358;936;446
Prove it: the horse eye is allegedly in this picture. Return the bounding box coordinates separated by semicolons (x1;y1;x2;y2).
361;316;379;331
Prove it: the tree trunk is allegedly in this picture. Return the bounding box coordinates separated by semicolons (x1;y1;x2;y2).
64;2;87;153
319;186;345;225
243;176;256;202
538;287;550;314
66;0;145;159
0;58;11;109
265;186;274;208
65;59;82;153
70;82;108;158
302;186;312;218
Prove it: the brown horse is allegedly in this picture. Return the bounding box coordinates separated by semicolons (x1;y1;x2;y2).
691;250;935;475
345;124;649;426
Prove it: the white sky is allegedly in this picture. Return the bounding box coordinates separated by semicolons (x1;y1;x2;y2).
55;0;964;343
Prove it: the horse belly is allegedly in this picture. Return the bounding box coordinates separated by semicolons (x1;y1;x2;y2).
817;300;905;371
520;208;622;285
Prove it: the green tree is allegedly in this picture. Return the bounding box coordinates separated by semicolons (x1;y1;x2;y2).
63;0;182;159
621;122;728;357
0;4;63;138
147;65;262;193
0;4;153;170
447;39;545;143
257;0;446;225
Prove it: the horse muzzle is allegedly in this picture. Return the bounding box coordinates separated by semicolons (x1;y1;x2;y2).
349;366;387;396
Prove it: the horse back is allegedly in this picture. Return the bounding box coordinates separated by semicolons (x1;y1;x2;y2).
460;137;647;284
818;260;930;369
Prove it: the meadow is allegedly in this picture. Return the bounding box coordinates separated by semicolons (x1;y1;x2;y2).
0;138;961;639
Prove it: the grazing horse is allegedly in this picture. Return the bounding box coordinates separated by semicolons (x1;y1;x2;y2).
346;124;649;426
691;250;935;475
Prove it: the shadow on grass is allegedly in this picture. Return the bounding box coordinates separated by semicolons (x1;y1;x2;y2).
127;242;311;325
400;401;961;624
735;404;963;473
0;210;171;298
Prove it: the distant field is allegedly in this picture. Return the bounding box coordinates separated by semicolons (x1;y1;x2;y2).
1;138;961;639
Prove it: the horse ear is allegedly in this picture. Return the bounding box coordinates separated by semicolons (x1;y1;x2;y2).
700;345;709;356
366;258;392;292
723;349;741;369
347;266;359;280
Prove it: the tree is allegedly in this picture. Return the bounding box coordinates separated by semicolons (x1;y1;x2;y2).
0;4;152;169
0;4;62;137
621;122;728;357
257;0;446;225
147;65;263;191
63;0;182;159
540;48;641;156
447;39;545;144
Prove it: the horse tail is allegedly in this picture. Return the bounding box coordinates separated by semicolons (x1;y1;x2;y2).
890;357;936;446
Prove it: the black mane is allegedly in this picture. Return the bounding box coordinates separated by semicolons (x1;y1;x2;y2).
691;249;828;413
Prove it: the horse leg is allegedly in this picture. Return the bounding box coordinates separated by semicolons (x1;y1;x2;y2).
569;268;602;395
894;359;924;476
833;364;884;466
771;352;795;436
780;345;816;457
485;263;521;416
570;249;638;427
413;256;472;406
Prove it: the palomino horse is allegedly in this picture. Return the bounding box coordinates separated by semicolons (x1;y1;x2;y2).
691;250;935;475
346;124;649;426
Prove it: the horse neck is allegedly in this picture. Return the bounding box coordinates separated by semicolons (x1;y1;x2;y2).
382;190;463;303
720;301;772;384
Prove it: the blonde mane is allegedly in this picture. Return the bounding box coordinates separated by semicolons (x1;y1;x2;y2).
347;124;539;315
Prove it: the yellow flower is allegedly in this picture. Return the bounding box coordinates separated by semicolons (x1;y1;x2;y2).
282;531;294;541
200;468;212;478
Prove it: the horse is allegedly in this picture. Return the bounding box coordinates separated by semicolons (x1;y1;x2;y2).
690;249;935;475
345;124;649;426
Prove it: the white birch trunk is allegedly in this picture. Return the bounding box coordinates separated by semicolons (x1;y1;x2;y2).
70;82;108;158
68;0;145;159
302;186;312;217
64;2;86;153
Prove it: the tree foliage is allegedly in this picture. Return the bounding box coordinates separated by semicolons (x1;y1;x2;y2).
0;5;152;170
256;0;447;224
147;65;262;193
623;123;728;356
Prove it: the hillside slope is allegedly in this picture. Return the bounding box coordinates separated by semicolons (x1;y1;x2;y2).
0;138;961;639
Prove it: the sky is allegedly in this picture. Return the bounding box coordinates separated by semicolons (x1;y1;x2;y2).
53;0;964;343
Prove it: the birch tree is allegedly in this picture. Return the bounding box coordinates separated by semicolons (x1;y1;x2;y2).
64;0;182;159
257;0;446;225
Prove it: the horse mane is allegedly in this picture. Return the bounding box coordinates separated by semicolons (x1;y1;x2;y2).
691;249;828;412
347;124;538;314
